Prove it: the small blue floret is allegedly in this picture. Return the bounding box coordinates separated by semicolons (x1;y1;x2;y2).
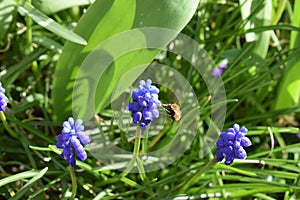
56;117;90;166
216;124;252;165
127;79;161;130
212;59;228;77
0;82;9;112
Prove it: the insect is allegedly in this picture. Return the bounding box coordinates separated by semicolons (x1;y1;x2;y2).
162;103;181;122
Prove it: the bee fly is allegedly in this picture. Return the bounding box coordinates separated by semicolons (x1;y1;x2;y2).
162;103;181;122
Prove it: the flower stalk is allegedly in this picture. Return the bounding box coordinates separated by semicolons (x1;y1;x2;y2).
122;127;142;176
69;166;77;200
141;126;149;155
0;112;18;139
123;79;161;179
25;0;39;77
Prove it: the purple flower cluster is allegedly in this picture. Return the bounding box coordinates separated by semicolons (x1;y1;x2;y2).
128;79;161;130
0;82;9;112
216;124;252;165
56;117;90;167
212;59;228;76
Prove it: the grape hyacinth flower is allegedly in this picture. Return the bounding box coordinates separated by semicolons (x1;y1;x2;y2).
0;82;9;112
56;117;90;167
212;59;228;76
216;124;252;165
128;79;161;130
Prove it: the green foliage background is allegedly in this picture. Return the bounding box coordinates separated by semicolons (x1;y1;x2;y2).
0;0;300;199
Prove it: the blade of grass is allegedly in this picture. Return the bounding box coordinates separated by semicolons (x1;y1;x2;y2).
17;2;87;45
5;114;54;143
1;48;47;85
0;169;42;187
28;172;68;200
33;34;62;53
10;167;48;200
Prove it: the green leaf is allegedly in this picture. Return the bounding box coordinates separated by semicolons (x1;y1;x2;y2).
245;24;300;33
10;167;48;200
0;168;46;187
52;0;199;121
17;2;87;45
275;1;300;110
290;0;300;49
5;114;54;143
275;53;300;110
33;34;63;53
0;48;47;85
135;157;146;180
34;0;95;14
28;173;68;200
29;145;52;151
215;163;257;177
239;0;272;58
0;0;16;41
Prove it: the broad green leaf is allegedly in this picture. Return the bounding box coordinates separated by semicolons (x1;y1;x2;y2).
17;2;87;45
283;68;300;103
290;0;300;49
275;1;300;110
0;0;16;41
10;167;48;200
275;55;300;110
52;0;199;121
239;0;272;58
33;0;95;14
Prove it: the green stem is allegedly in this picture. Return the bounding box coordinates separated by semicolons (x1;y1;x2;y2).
25;0;39;77
284;170;300;200
141;127;149;155
179;158;216;193
133;127;141;156
272;0;287;25
215;170;227;198
69;166;77;200
25;0;33;54
0;112;18;139
122;127;141;176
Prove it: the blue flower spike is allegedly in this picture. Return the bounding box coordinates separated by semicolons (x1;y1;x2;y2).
56;117;91;167
0;82;9;112
128;79;161;130
216;124;252;165
212;59;228;77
